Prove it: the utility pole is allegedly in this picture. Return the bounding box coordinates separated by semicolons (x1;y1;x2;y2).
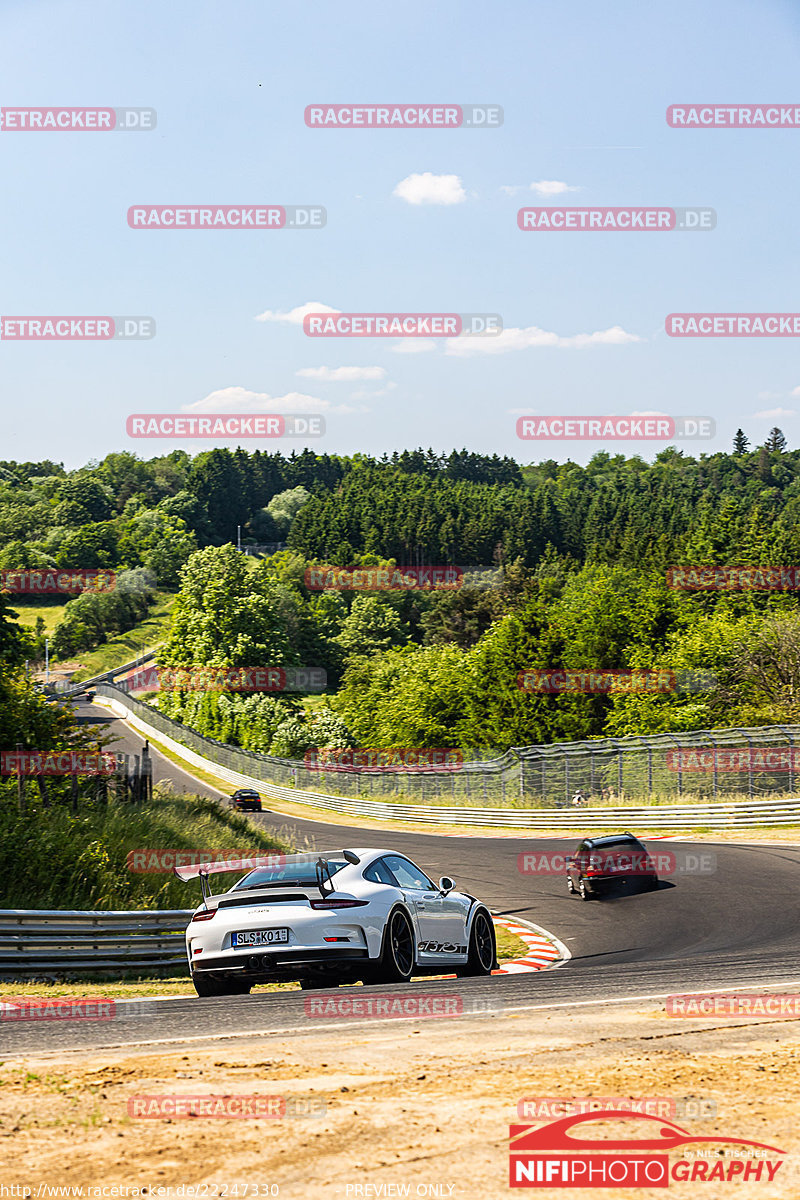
237;524;241;551
45;638;50;684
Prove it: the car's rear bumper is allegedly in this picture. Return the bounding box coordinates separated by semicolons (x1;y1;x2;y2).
192;946;369;980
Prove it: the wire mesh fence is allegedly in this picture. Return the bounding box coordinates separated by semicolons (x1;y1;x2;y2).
98;685;800;809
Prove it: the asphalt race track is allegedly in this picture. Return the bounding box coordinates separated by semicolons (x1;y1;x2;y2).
5;697;800;1055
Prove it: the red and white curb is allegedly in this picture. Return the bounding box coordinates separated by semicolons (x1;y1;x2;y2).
491;916;570;974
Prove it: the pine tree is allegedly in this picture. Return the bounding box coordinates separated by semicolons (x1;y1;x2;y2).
766;427;787;453
733;429;749;454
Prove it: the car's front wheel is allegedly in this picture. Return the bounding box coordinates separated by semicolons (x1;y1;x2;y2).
567;875;576;894
457;909;496;976
373;908;415;983
192;973;251;997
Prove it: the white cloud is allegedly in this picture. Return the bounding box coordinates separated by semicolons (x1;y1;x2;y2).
444;324;642;357
529;180;581;196
182;387;328;414
255;301;339;325
393;172;466;206
390;339;438;354
350;383;398;400
791;386;800;397
296;365;387;382
753;407;797;419
500;185;523;197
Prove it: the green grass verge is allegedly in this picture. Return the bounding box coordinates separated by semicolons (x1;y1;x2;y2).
0;784;292;909
494;923;529;962
70;591;176;679
8;600;69;636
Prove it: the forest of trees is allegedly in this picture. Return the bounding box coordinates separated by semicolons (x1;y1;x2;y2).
2;436;798;579
3;431;800;755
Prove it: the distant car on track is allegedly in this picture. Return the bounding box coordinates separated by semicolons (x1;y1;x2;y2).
228;788;262;812
175;848;497;997
566;832;659;901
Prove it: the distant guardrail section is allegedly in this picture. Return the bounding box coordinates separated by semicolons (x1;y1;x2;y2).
96;689;800;827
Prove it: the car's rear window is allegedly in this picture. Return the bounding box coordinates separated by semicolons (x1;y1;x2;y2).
232;859;348;889
592;836;642;850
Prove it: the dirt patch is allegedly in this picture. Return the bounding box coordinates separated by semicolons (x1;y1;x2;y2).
0;1000;798;1198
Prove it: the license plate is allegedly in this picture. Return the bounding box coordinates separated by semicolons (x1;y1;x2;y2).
231;928;289;948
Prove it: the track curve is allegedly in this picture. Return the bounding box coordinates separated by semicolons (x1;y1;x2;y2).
6;698;800;1055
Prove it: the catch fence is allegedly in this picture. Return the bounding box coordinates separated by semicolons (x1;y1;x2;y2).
98;685;800;809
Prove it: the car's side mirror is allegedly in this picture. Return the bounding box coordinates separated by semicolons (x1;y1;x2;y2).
438;876;455;895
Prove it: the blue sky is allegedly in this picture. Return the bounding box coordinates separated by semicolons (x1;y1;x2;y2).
1;0;799;469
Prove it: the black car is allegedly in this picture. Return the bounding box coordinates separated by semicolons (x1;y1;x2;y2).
566;832;659;901
228;788;262;812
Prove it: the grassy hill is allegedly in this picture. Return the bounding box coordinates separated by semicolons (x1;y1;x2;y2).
0;786;292;909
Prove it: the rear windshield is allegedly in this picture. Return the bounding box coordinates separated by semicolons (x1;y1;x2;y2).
232;859;348;889
591;836;642;850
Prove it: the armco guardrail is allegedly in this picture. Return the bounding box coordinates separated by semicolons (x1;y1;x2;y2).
96;691;800;829
0;909;192;975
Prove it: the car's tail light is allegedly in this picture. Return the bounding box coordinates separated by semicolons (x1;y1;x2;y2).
309;898;369;910
191;908;217;922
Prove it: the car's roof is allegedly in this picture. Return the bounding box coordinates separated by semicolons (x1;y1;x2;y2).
582;833;643;847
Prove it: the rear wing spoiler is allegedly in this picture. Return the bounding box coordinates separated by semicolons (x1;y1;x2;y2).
173;854;286;883
173;853;348;906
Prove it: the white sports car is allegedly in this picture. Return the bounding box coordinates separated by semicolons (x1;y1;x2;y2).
175;848;497;997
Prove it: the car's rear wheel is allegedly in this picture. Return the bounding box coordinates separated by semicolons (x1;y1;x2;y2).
374;908;415;983
192;973;251;997
645;875;659;891
458;909;495;976
578;878;594;901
